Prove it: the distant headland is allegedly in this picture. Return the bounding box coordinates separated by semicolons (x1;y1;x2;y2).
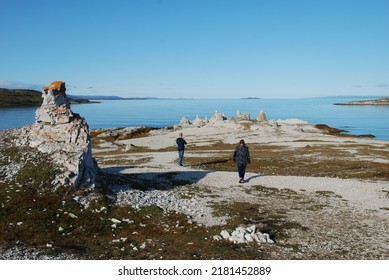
71;95;159;100
0;88;94;107
334;97;389;106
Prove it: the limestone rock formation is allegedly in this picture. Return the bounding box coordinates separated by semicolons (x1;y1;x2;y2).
257;110;268;123
192;115;204;126
237;110;250;121
237;110;243;119
36;81;73;124
178;116;191;127
209;111;226;124
28;81;98;188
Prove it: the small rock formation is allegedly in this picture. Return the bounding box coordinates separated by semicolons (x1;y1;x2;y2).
237;110;250;120
257;110;268;123
209;111;226;124
192;115;204;126
178;116;191;127
28;81;98;188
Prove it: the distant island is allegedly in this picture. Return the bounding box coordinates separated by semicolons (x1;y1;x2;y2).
0;88;94;107
68;95;159;100
334;97;389;106
241;97;261;100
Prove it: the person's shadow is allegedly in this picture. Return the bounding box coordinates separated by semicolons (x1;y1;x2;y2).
245;174;265;182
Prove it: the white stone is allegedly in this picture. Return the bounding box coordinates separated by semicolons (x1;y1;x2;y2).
111;218;122;224
230;235;246;244
252;233;260;243
247;225;256;233
68;213;78;219
213;235;223;241
244;233;254;242
256;232;267;243
220;230;231;239
263;233;274;243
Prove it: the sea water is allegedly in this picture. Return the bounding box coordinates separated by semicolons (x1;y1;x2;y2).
1;97;389;140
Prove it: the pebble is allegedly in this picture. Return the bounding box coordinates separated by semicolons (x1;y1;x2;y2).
110;218;122;224
114;187;226;226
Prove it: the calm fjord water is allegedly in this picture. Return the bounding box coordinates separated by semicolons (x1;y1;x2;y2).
1;97;389;140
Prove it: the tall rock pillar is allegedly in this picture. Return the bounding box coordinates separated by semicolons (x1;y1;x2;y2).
29;81;98;188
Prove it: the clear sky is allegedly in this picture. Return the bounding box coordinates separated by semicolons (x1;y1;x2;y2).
1;0;388;98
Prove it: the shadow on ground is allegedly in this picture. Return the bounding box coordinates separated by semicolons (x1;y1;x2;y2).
100;166;212;192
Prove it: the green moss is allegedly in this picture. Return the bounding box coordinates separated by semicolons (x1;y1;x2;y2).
16;162;56;187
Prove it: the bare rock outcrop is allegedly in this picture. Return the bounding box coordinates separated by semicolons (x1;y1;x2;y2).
256;110;268;124
209;111;226;124
27;81;98;188
192;115;204;126
178;116;191;127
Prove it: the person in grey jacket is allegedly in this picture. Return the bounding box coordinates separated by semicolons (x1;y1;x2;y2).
176;132;187;166
233;139;250;183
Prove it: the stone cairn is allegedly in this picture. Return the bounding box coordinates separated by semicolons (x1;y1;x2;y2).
28;81;98;188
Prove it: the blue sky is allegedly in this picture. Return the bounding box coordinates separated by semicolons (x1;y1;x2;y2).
0;0;388;98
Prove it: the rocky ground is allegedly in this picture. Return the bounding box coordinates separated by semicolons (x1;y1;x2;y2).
1;116;389;259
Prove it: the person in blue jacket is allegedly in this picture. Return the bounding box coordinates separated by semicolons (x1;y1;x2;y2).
233;139;250;183
176;132;187;166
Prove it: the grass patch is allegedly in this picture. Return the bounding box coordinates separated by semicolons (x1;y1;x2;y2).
16;162;56;187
